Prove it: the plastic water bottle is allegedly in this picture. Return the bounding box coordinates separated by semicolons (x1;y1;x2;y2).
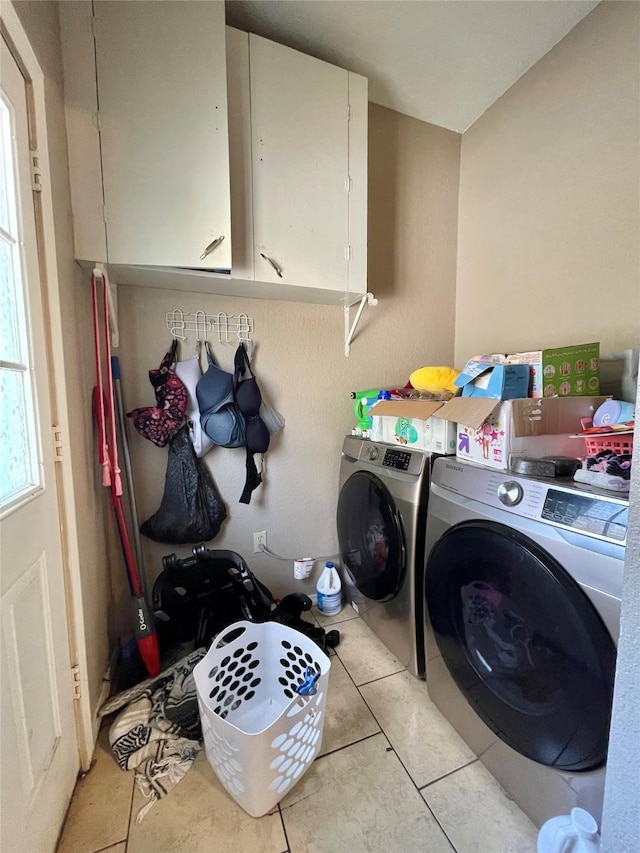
316;562;342;615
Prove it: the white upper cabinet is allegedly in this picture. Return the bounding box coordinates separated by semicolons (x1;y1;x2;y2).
60;5;368;304
227;29;368;300
93;0;231;269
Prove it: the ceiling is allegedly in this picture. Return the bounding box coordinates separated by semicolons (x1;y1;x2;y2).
225;0;599;133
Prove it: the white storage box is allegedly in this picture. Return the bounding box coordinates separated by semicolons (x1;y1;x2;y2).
369;399;456;454
194;620;330;817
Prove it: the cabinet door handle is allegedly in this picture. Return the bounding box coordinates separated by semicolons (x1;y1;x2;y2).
260;253;283;278
200;235;225;260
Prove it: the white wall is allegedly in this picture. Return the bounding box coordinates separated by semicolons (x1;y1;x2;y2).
455;1;639;365
601;394;640;852
116;104;461;602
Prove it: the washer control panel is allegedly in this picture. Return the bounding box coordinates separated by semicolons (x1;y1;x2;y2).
433;459;629;545
541;488;628;543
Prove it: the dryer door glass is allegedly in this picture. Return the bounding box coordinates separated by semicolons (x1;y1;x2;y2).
426;521;616;771
337;471;405;602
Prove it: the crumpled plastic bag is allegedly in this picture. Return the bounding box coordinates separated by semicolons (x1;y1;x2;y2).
140;426;226;544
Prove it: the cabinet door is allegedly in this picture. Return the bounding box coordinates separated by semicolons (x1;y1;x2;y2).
250;35;350;291
226;27;254;281
94;0;231;268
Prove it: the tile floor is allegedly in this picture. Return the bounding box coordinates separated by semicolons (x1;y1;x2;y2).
57;609;539;853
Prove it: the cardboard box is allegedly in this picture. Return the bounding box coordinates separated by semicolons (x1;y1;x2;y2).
454;360;530;400
369;400;456;455
504;343;600;398
430;395;607;470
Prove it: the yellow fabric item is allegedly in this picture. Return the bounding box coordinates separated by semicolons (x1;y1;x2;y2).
409;366;459;395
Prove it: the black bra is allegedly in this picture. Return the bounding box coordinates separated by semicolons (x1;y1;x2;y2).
234;344;270;454
234;344;270;502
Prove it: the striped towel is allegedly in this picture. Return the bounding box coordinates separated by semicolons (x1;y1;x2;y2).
108;648;205;821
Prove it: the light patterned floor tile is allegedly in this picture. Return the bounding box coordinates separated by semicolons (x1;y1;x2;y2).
360;670;476;787
333;617;404;685
59;615;542;853
126;751;287;853
319;654;380;755
312;604;360;628
57;726;133;853
422;761;539;853
279;733;454;852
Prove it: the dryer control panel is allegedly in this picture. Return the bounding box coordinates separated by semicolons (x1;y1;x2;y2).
344;436;426;476
382;448;412;471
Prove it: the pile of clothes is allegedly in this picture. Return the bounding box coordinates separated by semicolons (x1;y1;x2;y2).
102;648;205;822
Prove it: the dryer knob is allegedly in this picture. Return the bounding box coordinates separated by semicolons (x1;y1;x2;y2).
497;481;524;506
367;445;379;461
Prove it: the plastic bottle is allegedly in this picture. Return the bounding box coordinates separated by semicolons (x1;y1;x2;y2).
537;808;601;853
351;389;382;431
316;562;342;615
593;399;635;426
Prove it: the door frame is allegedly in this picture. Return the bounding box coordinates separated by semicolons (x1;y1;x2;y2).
2;2;93;770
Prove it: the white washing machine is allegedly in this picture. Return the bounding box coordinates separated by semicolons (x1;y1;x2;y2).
337;435;436;677
424;457;628;828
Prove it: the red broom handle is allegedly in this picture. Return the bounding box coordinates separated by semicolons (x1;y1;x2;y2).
91;273;111;488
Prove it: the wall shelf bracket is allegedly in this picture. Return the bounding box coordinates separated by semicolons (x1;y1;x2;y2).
344;292;377;356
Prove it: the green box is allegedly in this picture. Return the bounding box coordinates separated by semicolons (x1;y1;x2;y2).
505;343;600;398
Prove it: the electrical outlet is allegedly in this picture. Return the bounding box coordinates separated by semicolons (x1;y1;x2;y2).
253;530;267;553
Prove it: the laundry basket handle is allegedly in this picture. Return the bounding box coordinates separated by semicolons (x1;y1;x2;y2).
212;621;250;650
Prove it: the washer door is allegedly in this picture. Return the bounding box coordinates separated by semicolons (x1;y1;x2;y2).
426;521;616;771
337;471;405;602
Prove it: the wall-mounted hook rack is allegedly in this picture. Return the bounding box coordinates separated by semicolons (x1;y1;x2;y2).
166;309;254;343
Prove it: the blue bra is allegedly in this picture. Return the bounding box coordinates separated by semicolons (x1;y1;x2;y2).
196;343;245;448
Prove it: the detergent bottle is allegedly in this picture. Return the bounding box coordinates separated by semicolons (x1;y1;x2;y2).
537;808;601;853
316;562;342;616
351;389;382;433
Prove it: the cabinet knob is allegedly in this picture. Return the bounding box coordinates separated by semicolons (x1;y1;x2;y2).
200;235;225;260
260;253;283;279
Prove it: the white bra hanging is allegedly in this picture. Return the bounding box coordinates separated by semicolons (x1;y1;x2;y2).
174;341;214;458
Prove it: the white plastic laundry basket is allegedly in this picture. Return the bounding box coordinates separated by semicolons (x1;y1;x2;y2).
194;620;331;817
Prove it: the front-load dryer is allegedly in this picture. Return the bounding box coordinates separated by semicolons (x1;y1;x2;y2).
337;435;435;677
424;457;628;828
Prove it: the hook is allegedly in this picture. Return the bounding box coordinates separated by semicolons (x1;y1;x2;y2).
167;309;187;341
214;312;229;343
194;310;209;342
236;313;252;342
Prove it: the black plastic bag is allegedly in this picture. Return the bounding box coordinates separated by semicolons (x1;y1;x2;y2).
141;426;227;544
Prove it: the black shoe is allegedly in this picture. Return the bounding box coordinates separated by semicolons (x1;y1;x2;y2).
325;630;340;649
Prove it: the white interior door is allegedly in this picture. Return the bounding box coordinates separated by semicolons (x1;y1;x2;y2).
0;37;78;853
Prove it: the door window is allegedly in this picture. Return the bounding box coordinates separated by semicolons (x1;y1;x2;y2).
337;471;405;601
426;521;616;771
0;93;41;511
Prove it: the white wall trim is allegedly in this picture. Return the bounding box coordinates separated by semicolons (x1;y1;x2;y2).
3;0;94;770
